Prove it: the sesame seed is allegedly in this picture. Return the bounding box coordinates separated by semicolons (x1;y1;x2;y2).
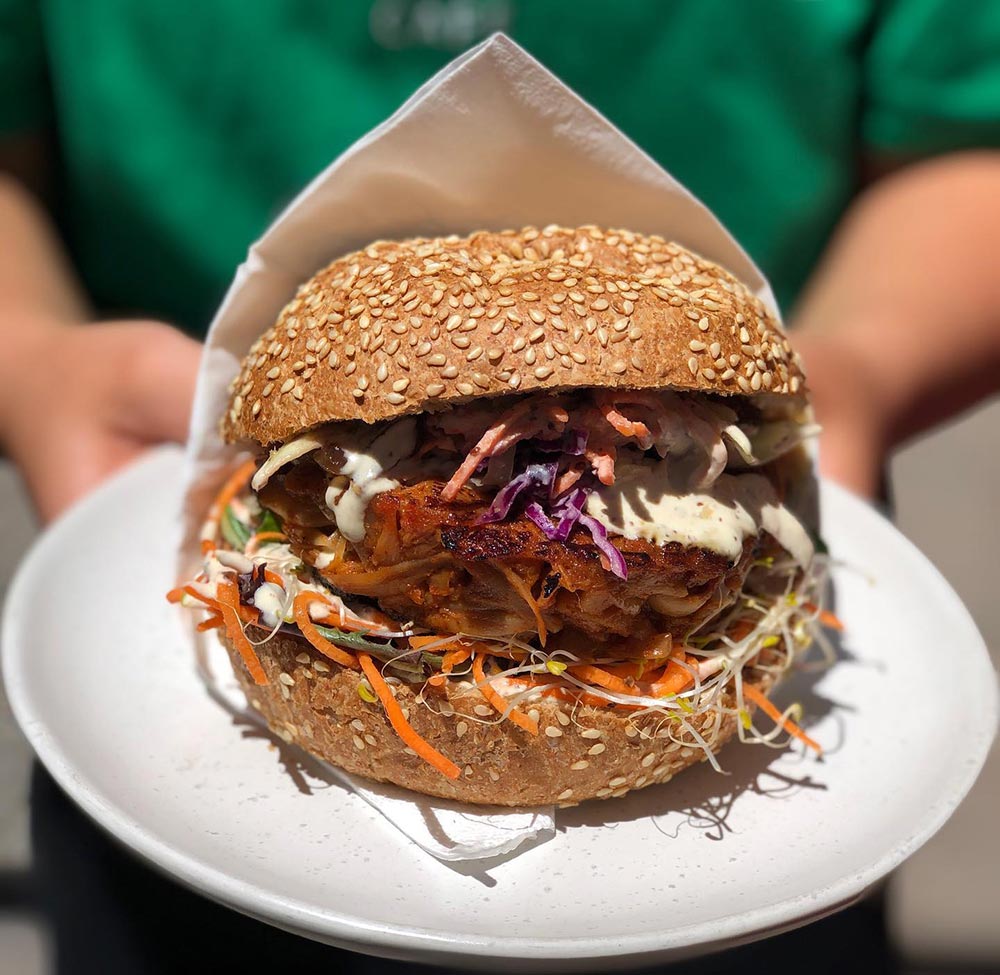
352;735;365;751
557;789;574;801
595;787;613;798
529;309;545;324
580;728;602;739
474;705;492;717
427;353;446;366
279;378;295;394
641;752;656;767
610;360;627;374
570;760;590;771
534;366;553;379
278;672;294;686
591;298;610;311
376;363;388;382
588;742;607;755
441;365;459;378
251;400;262;416
556;710;571;726
522;291;539;301
689;340;706;352
545;726;563;738
392;377;409;392
457;382;475;396
740;327;751;343
687;357;698;376
386;392;405;405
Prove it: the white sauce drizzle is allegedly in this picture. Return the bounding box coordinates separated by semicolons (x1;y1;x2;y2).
323;417;418;542
585;459;813;567
251;433;325;491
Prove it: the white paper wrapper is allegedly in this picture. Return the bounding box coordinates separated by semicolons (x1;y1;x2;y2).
178;33;779;863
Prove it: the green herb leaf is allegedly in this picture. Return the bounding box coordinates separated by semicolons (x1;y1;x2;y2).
221;505;251;548
258;508;283;534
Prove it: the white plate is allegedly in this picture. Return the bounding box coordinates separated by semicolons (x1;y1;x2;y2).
3;447;996;971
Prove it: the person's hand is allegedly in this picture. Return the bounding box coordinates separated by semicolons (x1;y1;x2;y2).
791;330;890;499
0;318;202;522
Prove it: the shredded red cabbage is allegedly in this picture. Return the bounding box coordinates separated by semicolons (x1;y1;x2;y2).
577;513;628;580
472;433;628;579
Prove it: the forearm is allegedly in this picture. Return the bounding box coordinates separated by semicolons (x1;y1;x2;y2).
793;152;1000;450
0;173;89;326
0;174;92;449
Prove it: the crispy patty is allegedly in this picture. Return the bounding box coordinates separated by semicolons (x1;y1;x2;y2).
262;461;763;649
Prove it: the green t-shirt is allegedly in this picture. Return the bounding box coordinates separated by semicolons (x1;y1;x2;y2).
3;1;1000;334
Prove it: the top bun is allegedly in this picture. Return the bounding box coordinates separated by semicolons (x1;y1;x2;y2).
223;226;805;446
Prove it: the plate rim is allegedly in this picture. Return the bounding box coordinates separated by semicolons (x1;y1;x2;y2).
3;447;997;964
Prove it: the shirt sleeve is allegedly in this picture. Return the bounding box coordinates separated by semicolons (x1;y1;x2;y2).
864;0;1000;153
0;0;48;134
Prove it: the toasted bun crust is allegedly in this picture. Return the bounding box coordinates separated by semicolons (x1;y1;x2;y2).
223;226;805;446
219;629;775;806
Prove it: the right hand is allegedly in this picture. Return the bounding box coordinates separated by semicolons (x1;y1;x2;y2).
0;318;202;522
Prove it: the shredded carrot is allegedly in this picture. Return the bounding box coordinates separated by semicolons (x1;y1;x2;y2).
201;459;257;554
440;401;569;501
472;654;539;735
216;580;268;685
408;635;449;651
442;646;473;674
651;657;696;698
803;602;845;631
569;663;639;697
743;684;822;755
426;674;447;687
178;583;259;624
496;563;547;645
197;614;223;632
729;618;757;642
358;653;461;780
166;587;185;604
246;531;288;554
263;569;285;587
292;594;360;670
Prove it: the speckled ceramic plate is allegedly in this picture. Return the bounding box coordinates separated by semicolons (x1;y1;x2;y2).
4;447;997;971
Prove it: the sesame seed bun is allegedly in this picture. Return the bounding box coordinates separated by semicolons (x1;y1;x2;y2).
223;226;805;446
220;628;776;807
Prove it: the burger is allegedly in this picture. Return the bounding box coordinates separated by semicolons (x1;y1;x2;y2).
171;225;828;807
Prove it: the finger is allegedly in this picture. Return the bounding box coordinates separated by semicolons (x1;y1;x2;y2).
119;324;203;444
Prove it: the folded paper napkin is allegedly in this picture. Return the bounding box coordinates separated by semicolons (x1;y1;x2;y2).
178;33;777;863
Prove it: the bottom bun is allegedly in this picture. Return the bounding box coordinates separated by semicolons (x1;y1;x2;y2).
220;630;776;806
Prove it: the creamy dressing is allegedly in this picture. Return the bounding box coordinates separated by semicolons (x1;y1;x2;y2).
251;433;325;491
323;417;418;542
252;581;288;627
585;459;813;567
